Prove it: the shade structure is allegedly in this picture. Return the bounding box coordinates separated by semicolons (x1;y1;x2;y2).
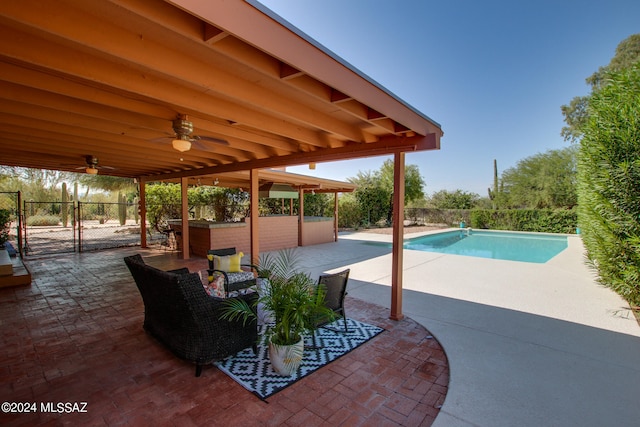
258;183;299;199
0;0;442;180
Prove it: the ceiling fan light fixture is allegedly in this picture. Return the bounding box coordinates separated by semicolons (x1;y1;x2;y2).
172;137;191;152
85;166;98;175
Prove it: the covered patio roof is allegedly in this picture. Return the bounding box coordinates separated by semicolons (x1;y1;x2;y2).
162;168;357;194
0;0;443;320
0;0;442;179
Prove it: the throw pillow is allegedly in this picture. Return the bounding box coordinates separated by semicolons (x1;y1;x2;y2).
213;252;243;273
202;271;226;298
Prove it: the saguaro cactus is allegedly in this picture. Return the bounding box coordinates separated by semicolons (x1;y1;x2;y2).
487;159;500;208
118;192;127;226
61;182;69;227
72;181;79;226
133;197;139;224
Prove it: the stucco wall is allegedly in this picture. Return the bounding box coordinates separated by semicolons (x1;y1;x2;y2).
300;217;335;246
257;216;299;252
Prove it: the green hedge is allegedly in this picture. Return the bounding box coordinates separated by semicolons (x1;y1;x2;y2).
469;209;577;234
577;64;640;306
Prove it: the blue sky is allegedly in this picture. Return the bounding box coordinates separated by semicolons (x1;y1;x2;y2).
259;0;640;196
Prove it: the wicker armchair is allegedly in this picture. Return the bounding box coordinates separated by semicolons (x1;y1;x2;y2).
317;268;350;332
311;268;350;349
124;254;258;377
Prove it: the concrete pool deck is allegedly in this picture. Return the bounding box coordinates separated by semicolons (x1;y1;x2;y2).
292;229;640;427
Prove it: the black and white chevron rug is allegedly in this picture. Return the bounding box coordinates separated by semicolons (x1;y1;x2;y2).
214;318;384;400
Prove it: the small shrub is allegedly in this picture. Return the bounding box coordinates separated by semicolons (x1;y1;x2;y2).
26;215;60;226
338;195;363;228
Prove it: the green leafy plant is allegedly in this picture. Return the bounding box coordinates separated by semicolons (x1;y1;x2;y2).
0;209;11;246
578;63;640;306
221;249;334;346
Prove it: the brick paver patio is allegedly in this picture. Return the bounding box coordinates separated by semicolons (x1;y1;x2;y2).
0;248;448;426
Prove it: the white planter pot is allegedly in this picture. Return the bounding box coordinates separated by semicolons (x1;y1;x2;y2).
268;336;304;376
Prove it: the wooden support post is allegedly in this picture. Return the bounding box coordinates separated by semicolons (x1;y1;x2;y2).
16;190;23;257
334;192;339;242
298;187;304;246
250;169;259;266
390;152;405;321
139;180;147;248
180;177;189;259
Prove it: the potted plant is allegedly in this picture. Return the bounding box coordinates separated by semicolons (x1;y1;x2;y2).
0;209;11;250
221;249;334;376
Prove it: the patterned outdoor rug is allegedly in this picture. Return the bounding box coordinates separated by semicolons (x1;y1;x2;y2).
214;318;384;400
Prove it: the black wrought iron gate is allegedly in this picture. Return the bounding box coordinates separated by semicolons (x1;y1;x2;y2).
22;201;143;256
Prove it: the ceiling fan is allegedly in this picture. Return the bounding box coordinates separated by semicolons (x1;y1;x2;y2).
74;155;115;175
153;114;228;152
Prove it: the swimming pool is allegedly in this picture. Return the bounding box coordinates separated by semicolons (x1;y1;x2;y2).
402;230;568;263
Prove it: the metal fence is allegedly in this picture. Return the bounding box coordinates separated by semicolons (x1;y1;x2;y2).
23;201;76;256
9;195;476;256
14;197;288;256
20;200;168;256
77;202;143;252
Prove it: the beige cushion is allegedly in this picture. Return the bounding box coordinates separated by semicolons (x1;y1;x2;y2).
211;252;244;273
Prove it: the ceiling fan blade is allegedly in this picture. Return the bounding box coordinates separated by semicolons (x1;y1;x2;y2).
194;135;228;145
190;140;228;152
149;136;172;144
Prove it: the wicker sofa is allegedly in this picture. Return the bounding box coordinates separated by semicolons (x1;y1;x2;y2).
124;254;258;377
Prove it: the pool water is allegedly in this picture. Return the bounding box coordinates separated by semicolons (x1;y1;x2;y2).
403;230;568;263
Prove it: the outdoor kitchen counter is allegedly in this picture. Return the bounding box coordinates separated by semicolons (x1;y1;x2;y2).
167;216;334;257
167;219;247;229
167;220;247;257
